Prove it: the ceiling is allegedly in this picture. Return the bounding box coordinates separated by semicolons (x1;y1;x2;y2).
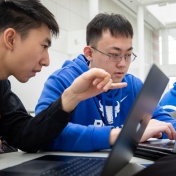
112;0;176;31
144;0;176;29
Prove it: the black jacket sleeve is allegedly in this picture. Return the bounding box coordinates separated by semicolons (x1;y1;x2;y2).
0;80;70;152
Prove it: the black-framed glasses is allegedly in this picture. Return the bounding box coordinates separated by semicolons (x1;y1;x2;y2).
92;47;137;63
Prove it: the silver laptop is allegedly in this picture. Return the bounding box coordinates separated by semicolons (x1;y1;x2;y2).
0;64;169;176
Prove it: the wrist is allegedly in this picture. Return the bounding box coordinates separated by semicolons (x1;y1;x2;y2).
61;87;80;113
109;128;121;146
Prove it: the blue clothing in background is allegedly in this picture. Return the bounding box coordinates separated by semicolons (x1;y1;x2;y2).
160;82;176;112
35;54;176;152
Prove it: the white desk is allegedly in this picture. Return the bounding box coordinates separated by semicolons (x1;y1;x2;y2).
0;150;154;170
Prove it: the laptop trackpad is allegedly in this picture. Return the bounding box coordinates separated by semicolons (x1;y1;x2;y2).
115;162;146;176
2;160;65;174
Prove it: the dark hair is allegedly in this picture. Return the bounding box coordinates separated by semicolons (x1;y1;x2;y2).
86;13;133;46
0;0;59;38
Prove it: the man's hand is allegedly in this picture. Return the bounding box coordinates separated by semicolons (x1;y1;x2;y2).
140;119;176;142
109;119;176;146
61;68;127;112
69;68;127;101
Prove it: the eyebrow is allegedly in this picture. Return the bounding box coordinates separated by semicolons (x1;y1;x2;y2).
45;38;51;47
111;46;133;51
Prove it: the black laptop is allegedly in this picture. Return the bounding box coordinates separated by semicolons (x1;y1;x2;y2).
135;138;176;161
139;139;176;153
0;64;169;176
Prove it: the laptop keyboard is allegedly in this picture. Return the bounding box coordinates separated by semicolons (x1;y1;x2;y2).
40;157;106;176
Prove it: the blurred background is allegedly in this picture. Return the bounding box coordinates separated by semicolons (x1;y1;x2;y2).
9;0;176;112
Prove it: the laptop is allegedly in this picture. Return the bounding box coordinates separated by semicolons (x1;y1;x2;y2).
135;138;176;161
0;64;169;176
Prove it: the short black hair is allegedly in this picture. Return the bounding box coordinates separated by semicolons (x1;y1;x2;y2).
0;0;59;38
86;13;133;46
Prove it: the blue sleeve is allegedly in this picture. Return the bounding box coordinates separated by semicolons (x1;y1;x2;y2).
42;122;112;152
159;90;176;112
35;67;112;152
159;83;176;107
152;105;176;138
159;91;174;106
35;69;76;114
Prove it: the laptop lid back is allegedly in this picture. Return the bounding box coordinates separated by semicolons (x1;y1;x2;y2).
101;64;169;176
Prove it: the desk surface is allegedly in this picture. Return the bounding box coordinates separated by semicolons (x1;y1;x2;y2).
0;151;154;170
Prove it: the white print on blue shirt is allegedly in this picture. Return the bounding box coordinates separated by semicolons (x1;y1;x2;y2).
94;120;104;127
98;95;128;125
93;119;123;128
99;101;120;124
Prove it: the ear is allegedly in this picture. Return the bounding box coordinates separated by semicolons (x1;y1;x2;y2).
3;28;17;50
83;46;93;61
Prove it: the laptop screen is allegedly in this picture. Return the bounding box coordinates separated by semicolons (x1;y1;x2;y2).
102;64;169;176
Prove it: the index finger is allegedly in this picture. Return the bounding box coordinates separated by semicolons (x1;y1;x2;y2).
110;82;127;89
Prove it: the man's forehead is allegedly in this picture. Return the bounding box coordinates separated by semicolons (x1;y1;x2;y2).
27;25;51;40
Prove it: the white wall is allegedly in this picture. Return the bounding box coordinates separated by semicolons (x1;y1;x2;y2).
9;0;156;111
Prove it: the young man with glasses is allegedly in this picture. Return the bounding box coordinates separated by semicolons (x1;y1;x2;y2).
35;13;176;152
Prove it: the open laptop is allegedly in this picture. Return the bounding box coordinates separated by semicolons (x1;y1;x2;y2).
0;64;169;176
135;138;176;161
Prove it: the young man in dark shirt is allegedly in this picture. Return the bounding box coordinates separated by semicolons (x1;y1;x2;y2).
0;0;126;153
